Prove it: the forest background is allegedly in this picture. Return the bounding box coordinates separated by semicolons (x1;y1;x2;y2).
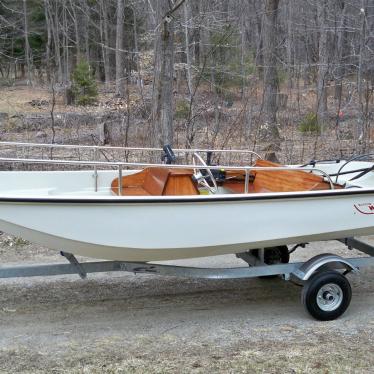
0;0;373;163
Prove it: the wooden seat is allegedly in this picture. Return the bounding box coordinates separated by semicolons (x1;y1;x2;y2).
111;167;199;196
252;159;337;192
223;160;339;193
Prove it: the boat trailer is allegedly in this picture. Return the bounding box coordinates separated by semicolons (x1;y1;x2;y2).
1;237;374;321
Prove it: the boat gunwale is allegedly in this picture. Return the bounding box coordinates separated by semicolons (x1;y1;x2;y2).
0;187;373;204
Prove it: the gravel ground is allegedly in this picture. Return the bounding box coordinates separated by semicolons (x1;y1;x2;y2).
1;238;374;373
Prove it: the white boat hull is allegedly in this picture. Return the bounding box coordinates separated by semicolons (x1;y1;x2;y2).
1;190;374;261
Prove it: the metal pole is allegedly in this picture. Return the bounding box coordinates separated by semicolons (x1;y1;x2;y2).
118;165;123;195
93;147;98;192
94;147;99;192
244;168;249;193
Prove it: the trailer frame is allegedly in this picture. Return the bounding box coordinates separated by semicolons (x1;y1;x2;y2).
1;237;374;320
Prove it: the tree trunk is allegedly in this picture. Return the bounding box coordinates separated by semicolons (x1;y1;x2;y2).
115;0;125;97
151;0;176;147
316;0;329;128
82;0;90;62
70;0;81;61
190;0;200;66
286;0;294;89
62;1;69;86
100;0;111;88
183;2;192;97
23;0;33;86
133;8;142;88
261;0;281;143
44;0;52;83
252;0;264;73
240;0;246;98
333;0;346;141
51;1;63;82
357;1;368;143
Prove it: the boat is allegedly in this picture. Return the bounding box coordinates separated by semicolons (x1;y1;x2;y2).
3;141;374;321
0;142;374;262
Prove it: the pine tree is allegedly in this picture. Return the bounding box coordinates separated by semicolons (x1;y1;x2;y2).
71;60;98;106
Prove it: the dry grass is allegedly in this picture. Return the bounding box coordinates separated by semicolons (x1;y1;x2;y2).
0;85;144;115
0;87;53;114
1;333;373;373
0;86;100;115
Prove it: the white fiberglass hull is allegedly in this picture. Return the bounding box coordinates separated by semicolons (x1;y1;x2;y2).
2;190;374;261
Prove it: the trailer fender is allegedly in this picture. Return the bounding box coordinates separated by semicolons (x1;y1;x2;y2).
292;253;359;281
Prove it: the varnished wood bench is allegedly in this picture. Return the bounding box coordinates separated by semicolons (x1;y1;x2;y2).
111;167;199;196
223;159;339;193
252;159;337;192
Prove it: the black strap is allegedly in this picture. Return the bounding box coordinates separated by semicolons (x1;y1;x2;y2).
349;165;374;181
329;167;371;177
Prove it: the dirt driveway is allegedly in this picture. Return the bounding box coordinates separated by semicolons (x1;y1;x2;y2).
1;239;374;373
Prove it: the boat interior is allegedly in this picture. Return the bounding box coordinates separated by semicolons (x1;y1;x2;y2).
110;159;341;196
1;142;374;197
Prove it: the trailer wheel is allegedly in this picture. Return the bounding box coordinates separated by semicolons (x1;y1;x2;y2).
301;271;352;321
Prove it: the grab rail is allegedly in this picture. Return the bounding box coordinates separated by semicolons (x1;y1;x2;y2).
0;157;335;193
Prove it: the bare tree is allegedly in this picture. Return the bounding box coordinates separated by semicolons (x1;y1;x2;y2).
69;0;81;61
44;0;52;83
51;0;63;82
115;0;125;97
151;0;186;146
261;0;281;145
99;0;111;88
23;0;32;85
316;0;329;128
357;2;368;143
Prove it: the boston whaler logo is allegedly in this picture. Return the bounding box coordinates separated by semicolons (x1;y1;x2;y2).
354;203;374;215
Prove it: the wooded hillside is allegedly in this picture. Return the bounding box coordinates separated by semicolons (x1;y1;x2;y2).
0;0;373;161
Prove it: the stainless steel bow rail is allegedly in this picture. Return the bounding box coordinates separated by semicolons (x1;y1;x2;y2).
1;237;374;320
0;141;337;188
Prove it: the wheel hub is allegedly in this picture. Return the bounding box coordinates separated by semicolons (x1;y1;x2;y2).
317;283;343;311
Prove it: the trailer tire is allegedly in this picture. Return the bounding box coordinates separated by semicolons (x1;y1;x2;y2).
301;271;351;321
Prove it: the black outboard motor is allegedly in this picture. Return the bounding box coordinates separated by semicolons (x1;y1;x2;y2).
162;145;176;164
